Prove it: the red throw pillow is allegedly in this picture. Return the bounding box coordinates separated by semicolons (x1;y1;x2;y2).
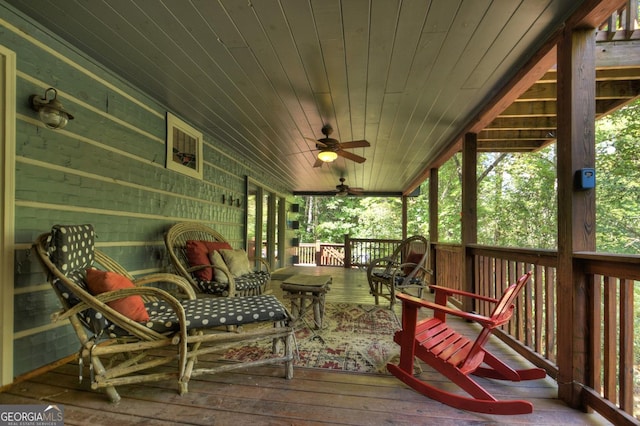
85;269;150;322
185;240;232;281
403;252;425;275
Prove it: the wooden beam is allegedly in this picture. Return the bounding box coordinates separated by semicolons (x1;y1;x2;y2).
485;116;557;130
556;27;597;410
477;140;551;152
461;133;477;313
478;130;557;140
596;39;640;67
428;168;438;243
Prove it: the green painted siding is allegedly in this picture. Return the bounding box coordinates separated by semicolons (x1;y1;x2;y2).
1;4;291;377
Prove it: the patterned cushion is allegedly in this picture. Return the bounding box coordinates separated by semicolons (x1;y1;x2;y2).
48;224;95;272
195;270;270;295
372;271;425;286
46;225;111;335
106;294;289;336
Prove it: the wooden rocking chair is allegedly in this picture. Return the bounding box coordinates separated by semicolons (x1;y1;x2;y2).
387;271;547;415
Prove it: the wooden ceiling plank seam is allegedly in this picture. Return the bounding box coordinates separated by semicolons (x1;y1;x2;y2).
341;0;371;142
381;1;490;189
211;0;312;157
462;0;558;90
368;0;429;188
236;6;329;160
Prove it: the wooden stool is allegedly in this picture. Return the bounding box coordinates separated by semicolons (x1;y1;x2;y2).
281;274;332;329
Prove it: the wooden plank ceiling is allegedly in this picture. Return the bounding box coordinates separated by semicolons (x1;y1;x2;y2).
7;0;639;195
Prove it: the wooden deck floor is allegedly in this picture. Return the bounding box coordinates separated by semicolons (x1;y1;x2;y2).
0;266;611;425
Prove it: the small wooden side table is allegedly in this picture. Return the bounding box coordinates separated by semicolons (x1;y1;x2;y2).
281;274;332;329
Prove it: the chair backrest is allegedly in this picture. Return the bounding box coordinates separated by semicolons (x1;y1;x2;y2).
381;235;429;273
401;235;430;277
489;271;532;326
165;222;229;285
459;271;532;372
48;224;96;274
34;224;111;334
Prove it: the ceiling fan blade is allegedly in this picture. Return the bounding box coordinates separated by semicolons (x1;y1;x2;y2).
337;150;366;163
313;158;325;168
339;140;370;149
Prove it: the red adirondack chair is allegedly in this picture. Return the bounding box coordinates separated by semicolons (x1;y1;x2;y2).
387;271;546;415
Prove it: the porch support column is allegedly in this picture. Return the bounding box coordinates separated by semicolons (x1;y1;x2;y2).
556;27;596;410
429;168;439;283
461;133;478;313
428;168;439;242
401;196;408;240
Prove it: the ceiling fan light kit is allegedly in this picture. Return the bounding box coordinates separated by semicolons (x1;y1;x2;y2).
311;124;370;167
317;150;338;162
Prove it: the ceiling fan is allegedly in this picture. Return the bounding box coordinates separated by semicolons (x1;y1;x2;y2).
334;177;363;197
311;124;370;167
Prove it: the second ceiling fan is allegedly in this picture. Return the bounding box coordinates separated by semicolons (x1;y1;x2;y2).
333;177;363;196
312;124;370;167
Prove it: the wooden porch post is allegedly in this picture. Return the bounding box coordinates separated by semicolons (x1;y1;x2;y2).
401;196;408;240
461;133;478;313
556;27;596;410
428;168;439;285
428;168;438;243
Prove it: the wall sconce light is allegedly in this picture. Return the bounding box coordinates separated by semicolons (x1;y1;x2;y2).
221;194;226;204
29;88;74;129
229;196;234;206
317;150;338;162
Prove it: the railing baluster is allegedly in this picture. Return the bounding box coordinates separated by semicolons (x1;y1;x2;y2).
619;278;634;413
604;276;617;403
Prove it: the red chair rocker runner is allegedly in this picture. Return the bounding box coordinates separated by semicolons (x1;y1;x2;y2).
387;271;546;415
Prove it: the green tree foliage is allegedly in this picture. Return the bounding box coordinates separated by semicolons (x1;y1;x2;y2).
295;196;403;242
477;148;557;249
595;100;640;253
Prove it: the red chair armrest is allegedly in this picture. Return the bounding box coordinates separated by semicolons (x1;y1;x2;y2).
395;293;495;327
429;284;500;304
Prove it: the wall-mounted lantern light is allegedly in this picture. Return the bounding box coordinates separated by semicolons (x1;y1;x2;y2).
29;87;74;129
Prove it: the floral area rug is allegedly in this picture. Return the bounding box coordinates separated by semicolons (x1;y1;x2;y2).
222;302;409;374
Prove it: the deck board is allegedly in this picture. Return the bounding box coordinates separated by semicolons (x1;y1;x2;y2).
0;266;611;425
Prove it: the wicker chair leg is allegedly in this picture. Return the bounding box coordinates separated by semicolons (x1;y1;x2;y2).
285;332;294;380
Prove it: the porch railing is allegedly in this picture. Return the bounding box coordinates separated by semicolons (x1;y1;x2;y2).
294;236;403;268
294;242;346;266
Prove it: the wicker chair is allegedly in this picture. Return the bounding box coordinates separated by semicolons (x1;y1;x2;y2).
165;222;271;297
366;235;432;308
34;224;294;403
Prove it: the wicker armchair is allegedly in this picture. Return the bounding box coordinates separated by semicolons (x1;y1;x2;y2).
165;222;271;297
34;224;294;403
366;235;432;308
